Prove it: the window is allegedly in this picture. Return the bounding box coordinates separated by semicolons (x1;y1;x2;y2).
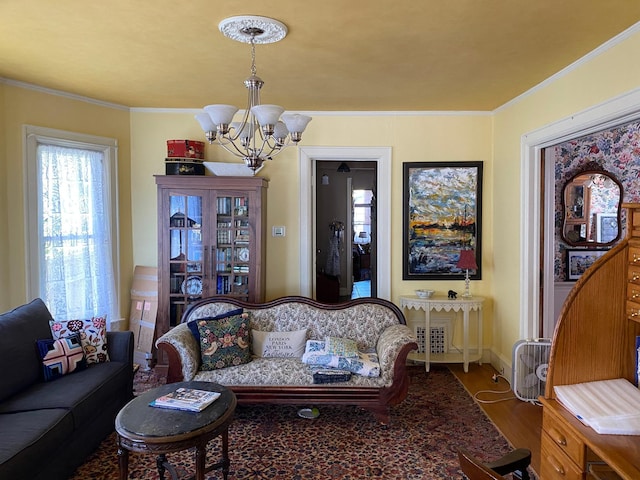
25;126;119;322
352;189;373;244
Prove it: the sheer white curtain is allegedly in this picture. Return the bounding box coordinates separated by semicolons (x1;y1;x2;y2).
37;144;117;321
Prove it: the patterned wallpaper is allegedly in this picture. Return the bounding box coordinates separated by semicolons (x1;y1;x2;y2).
554;120;640;281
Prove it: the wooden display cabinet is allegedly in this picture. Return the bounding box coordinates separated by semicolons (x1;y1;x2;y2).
155;175;268;363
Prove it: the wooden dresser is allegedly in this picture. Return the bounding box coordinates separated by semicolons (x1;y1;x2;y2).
540;204;640;479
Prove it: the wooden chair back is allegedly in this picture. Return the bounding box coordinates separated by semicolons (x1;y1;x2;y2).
458;449;505;480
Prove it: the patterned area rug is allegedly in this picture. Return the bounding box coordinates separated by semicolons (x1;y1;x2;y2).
70;366;514;479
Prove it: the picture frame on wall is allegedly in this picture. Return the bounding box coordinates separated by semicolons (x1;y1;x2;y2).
595;212;618;243
565;249;608;281
402;161;483;280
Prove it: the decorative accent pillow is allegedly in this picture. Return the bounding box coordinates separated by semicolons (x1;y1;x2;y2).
252;329;308;358
187;308;244;343
36;333;87;381
49;316;109;364
197;312;252;371
325;336;359;357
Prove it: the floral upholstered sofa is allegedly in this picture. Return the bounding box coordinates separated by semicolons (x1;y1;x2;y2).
156;296;418;423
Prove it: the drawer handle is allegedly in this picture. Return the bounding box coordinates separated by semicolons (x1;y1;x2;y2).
548;427;567;446
632;311;640;318
633;291;640;299
548;456;566;476
633;274;640;282
634;254;640;263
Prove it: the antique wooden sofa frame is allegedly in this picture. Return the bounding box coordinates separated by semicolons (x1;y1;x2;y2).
156;296;418;424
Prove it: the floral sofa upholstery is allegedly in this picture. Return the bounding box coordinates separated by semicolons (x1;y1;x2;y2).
156;296;418;424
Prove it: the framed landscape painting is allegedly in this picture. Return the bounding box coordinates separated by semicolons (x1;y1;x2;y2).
403;161;483;280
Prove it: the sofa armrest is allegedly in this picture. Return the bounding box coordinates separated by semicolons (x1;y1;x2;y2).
107;331;134;399
155;323;200;382
107;331;134;365
376;324;418;384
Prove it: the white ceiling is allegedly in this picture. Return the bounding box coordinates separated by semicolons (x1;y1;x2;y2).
1;1;639;111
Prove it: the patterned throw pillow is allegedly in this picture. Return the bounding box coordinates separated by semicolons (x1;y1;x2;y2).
197;312;252;371
49;316;109;364
325;336;359;357
36;333;87;381
252;329;308;358
187;308;244;343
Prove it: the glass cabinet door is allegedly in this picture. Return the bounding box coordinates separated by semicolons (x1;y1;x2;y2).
215;194;251;299
168;193;203;326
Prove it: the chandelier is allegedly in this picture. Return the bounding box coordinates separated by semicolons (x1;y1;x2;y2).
195;16;312;173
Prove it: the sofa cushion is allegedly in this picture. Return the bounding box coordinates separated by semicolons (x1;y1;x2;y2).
192;357;387;387
36;333;87;381
187;308;243;343
252;329;307;358
0;361;130;429
197;313;252;370
0;298;55;402
0;408;74;479
50;316;110;364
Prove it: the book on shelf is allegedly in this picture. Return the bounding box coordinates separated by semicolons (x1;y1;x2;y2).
149;387;221;412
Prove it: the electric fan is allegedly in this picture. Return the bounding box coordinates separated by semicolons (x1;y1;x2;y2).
512;338;551;402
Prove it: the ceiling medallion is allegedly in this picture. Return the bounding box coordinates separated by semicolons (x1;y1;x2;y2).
218;16;288;44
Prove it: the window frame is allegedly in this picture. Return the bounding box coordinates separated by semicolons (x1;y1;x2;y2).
24;125;120;317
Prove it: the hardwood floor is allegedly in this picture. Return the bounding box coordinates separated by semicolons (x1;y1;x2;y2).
449;362;542;477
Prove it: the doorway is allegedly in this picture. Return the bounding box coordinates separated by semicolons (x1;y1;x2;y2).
315;161;377;301
298;146;392;300
521;89;640;340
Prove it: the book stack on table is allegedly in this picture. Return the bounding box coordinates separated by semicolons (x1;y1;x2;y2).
149;387;221;412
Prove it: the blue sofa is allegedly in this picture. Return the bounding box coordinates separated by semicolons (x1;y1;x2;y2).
0;298;134;480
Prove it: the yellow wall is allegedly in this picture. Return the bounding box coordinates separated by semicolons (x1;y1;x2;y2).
0;84;133;317
0;83;7;309
131;111;493;303
492;30;640;361
1;28;639;366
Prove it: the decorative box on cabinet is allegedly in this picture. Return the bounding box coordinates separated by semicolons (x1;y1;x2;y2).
155;175;268;365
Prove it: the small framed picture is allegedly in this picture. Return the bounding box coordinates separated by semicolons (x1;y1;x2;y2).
595;212;618;243
565;249;608;281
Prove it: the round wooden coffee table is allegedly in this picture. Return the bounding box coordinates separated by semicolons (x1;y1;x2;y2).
115;381;236;480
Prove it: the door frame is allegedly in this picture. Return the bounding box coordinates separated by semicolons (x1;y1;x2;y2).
520;87;640;339
299;146;392;300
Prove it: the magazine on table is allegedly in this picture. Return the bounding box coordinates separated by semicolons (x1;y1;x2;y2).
149;387;221;412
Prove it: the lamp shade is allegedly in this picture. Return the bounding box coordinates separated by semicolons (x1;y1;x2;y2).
204;104;239;126
456;250;478;270
281;113;312;134
195;113;216;132
251;104;284;126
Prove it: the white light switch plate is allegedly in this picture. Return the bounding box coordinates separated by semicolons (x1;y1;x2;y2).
272;226;286;237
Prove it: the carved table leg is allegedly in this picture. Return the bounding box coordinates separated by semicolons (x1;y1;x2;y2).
116;437;129;480
221;428;230;480
195;442;207;480
156;454;168;480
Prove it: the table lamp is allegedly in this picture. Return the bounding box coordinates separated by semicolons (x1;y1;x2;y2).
456;249;478;298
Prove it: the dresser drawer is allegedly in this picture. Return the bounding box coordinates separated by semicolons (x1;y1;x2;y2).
627;283;640;303
629;246;640;266
626;300;640;322
543;410;586;466
627;264;640;286
541;431;584;480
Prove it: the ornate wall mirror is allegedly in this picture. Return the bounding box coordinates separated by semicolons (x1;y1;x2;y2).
561;168;622;246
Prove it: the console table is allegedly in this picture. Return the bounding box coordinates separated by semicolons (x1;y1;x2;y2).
400;295;484;373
